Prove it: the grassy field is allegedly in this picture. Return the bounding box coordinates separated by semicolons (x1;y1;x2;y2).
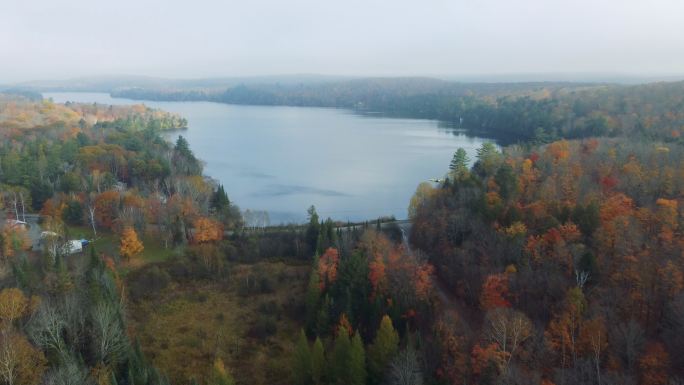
127;261;309;385
66;226;177;269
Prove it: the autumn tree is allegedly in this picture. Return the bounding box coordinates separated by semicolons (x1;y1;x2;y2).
1;225;31;260
480;273;511;310
545;287;587;371
0;331;47;385
638;342;669;385
408;182;435;220
0;288;29;326
434;318;468;385
318;247;340;291
579;317;608;385
470;343;506;382
119;226;144;262
93;190;120;229
192;217;223;244
483;307;532;377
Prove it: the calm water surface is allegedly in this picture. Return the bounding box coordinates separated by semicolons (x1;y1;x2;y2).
45;92;494;223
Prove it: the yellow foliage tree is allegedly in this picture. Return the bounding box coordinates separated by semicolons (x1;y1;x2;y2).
119;227;144;262
0;288;29;325
192;217;223;244
1;226;31;259
0;331;47;385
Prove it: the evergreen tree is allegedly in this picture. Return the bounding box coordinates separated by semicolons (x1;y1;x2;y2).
305;256;321;335
292;330;312;385
368;315;400;383
316;295;332;336
449;148;470;171
316;218;338;254
349;333;367;385
305;206;320;254
211;184;231;211
311;337;326;385
474;142;501;176
331;330;351;384
449;148;470;180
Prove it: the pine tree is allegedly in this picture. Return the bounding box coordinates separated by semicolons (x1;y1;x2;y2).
306;206;320;253
331;330;351;384
211;184;231;211
292;330;312;385
349;333;367;385
311;337;326;385
316;295;332;336
305;256;321;335
368;315;400;383
449;148;470;172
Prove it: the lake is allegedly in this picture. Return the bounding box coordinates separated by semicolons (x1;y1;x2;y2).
44;92;495;224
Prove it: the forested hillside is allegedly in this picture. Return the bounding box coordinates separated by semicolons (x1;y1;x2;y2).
409;139;684;384
111;78;684;143
1;81;683;385
0;94;243;385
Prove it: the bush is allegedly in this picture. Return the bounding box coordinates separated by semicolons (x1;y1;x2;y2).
248;315;277;340
258;300;279;316
128;266;171;301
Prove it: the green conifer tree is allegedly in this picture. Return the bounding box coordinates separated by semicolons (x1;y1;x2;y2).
311;337;326;385
368;315;400;383
349;333;367;385
292;330;312;385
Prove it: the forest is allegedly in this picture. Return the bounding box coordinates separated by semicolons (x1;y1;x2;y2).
0;79;683;385
110;78;684;144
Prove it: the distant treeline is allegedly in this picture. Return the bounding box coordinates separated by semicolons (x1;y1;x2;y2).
112;78;684;143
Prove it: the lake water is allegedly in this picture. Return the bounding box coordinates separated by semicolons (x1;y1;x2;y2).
44;92;494;224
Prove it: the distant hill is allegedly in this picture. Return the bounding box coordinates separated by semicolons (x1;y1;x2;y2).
8;74;684;144
8;74;355;92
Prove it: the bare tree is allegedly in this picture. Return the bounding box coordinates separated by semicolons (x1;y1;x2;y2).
87;203;97;238
91;301;128;365
42;353;93;385
483;307;533;380
610;319;644;372
27;301;67;357
389;348;424;385
0;330;19;385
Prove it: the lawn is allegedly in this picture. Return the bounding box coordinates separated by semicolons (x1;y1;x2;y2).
65;225;176;268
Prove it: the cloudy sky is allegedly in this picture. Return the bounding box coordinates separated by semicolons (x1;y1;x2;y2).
1;0;683;83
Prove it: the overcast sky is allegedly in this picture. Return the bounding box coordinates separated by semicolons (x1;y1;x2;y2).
1;0;683;83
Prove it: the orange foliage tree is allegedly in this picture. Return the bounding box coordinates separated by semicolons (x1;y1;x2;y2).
638;342;670;385
0;288;29;324
94;190;120;229
0;331;47;385
318;247;340;291
192;217;223;244
1;226;31;259
119;226;144;262
480;273;511;310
